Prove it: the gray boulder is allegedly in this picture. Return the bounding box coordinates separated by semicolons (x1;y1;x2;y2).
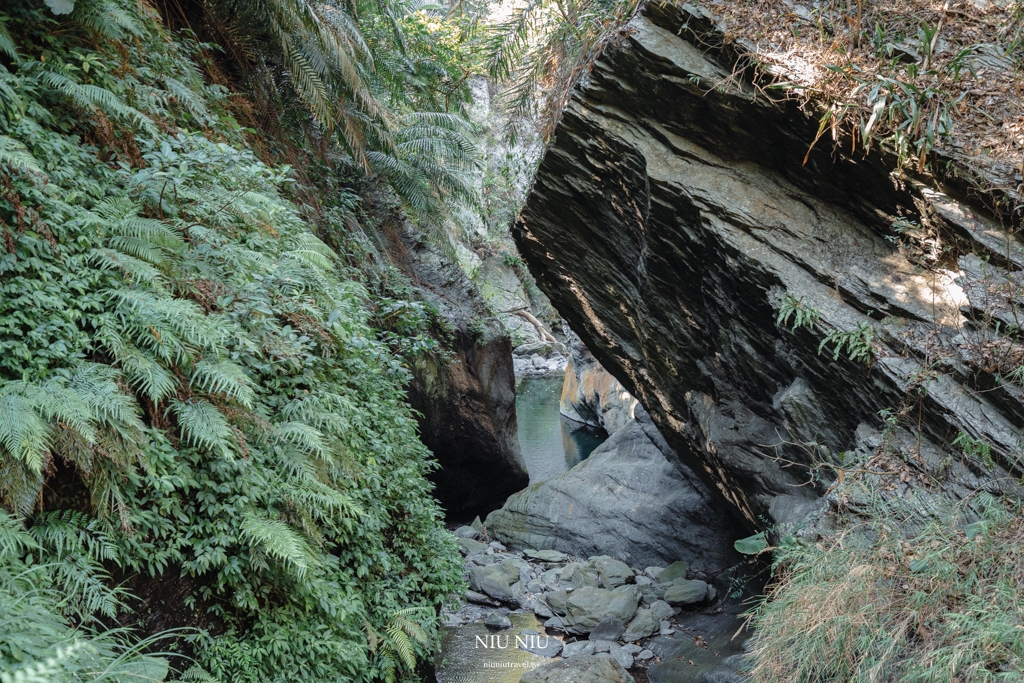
664;579;708;606
453;525;482;540
486;412;741;570
521;654;635;683
588;617;625;641
484;612;512;630
657;561;689;583
593;556;634;588
565;586;639;632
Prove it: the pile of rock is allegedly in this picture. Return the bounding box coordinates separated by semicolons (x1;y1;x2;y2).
512;340;568;378
449;524;746;680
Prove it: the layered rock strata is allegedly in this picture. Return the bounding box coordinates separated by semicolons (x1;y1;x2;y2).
514;2;1024;528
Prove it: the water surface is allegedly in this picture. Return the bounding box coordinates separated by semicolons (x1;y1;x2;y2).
514;377;606;483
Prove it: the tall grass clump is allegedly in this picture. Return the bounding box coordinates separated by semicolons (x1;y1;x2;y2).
748;485;1024;682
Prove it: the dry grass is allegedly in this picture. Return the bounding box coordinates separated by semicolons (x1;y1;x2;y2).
698;0;1023;219
747;485;1024;682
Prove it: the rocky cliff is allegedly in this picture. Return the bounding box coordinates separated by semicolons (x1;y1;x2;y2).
514;2;1024;529
391;223;529;513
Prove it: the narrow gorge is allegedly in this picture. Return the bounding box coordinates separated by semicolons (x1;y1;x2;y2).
2;0;1022;681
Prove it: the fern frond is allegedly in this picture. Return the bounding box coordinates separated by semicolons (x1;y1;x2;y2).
169;399;234;453
0;135;44;176
239;512;318;579
97;330;177;404
191;360;256;408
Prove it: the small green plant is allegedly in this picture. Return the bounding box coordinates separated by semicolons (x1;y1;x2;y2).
467;317;487;343
777;294;821;332
819;322;875;365
952;431;995;470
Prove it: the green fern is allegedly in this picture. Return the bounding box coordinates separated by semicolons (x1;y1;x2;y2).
0;135;43;176
239;512;319;579
191;360;256;408
169;398;235;453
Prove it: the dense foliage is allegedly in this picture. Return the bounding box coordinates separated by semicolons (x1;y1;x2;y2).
0;0;467;680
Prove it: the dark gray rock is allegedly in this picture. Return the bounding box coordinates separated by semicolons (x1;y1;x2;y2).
393;222;528;514
513;1;1024;531
484;612;512;630
588;617;625;641
486;414;741;570
663;579;708;606
520;654;635;683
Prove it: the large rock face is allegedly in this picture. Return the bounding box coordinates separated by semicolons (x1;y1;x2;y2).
560;325;638;434
514;2;1023;528
485;408;740;569
392;224;528;513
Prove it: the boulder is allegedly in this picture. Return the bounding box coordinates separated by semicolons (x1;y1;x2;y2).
484;612;512;630
486;411;741;570
456;538;488;554
524;548;570;563
521;654;635;683
565;586;639;632
593;556;634;588
664;580;708;606
657;561;689;583
588;617;626;642
468;563;518;602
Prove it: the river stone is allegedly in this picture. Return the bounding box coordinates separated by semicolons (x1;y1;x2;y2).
563;640;596;658
657;561;689;583
468;565;513;602
465;589;499;606
593;556;634;588
486;415;740;570
471;515;486;535
565;586;639;632
588;617;625;641
620;608;659;642
456;538;488;554
484;612;512;630
664;579;708;606
525;548;570;562
518;633;564;658
453;525;481;540
546;590;569;615
520;654;635;683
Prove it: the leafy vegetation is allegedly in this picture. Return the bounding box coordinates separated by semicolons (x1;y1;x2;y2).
0;0;468;679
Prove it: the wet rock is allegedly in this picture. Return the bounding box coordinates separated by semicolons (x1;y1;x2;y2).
484;612;512;630
565;585;639;632
588;617;625;641
486;414;741;569
520;654;635;683
468;563;519;602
